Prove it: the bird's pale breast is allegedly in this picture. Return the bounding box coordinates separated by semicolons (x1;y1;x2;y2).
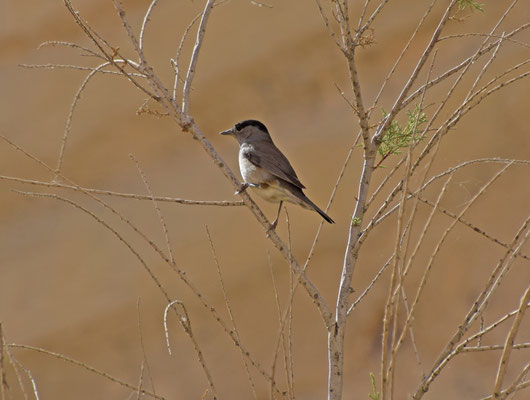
238;147;273;183
238;147;297;204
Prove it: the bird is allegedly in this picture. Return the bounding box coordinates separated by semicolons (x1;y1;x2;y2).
220;119;334;230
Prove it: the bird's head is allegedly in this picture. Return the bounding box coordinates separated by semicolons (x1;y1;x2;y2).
220;119;271;144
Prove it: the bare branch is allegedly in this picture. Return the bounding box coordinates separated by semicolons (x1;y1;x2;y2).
182;0;215;115
0;174;243;206
135;300;157;397
37;40;102;58
130;155;176;266
438;32;530;49
206;227;258;400
492;287;530;398
314;0;344;51
348;255;393;314
160;298;216;397
373;0;457;144
140;0;161;51
63;0;159;99
462;344;530;353
402;22;530;111
56;62;111;175
370;0;437;115
173;12;201;104
357;0;391;38
19;62;146;77
9;344;166;400
0;323;9;400
413;215;530;399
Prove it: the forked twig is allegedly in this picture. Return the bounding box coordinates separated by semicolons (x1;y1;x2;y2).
182;0;215;115
9;344;166;400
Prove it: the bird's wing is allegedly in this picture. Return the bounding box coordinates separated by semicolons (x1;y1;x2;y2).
243;146;306;189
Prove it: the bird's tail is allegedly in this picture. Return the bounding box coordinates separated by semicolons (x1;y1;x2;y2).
281;181;335;224
304;196;335;224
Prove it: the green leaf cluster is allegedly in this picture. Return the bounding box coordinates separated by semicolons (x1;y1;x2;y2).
378;105;427;159
457;0;485;13
368;373;380;400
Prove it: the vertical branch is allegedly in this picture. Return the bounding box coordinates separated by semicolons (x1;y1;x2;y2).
0;323;9;399
182;0;215;116
173;13;201;105
140;0;161;51
329;149;376;400
380;145;414;400
332;0;371;144
384;63;435;394
492;287;530;398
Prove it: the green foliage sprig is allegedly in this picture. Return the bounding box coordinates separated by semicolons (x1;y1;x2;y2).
457;0;485;13
376;105;427;168
368;373;380;400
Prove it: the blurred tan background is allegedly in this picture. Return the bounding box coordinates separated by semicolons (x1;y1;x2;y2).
1;0;529;399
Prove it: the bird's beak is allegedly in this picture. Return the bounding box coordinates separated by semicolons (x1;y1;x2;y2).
219;127;233;136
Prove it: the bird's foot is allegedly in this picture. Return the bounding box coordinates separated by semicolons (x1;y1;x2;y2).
234;182;258;195
234;183;249;195
266;220;279;238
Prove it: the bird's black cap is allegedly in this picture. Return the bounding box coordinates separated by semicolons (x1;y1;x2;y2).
235;120;269;134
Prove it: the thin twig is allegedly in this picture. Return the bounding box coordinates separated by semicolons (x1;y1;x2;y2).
8;344;165;399
439;32;529;49
357;0;391;38
413;215;530;399
401;22;530;111
370;0;438;115
461;343;530;353
267;251;286;399
37;40;102;58
19;62;146;77
0;175;243;206
163;300;189;356
56;62;111;175
136;299;157;397
63;0;158;99
135;361;145;400
182;0;215;115
314;0;344;51
130;155;175;265
285;210;295;399
173;12;201;104
205;227;258;400
0;323;9;400
492;288;530;398
140;0;161;51
373;0;457;144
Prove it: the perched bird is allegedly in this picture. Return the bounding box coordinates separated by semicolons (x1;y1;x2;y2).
220;119;334;229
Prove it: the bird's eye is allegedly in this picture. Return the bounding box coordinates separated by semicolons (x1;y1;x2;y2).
234;123;242;132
